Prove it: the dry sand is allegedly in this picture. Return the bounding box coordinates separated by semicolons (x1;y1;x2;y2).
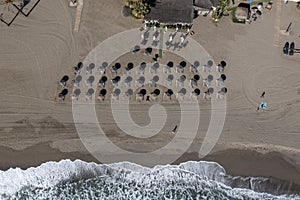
0;0;300;191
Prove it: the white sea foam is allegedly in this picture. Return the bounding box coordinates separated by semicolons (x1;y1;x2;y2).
0;160;299;199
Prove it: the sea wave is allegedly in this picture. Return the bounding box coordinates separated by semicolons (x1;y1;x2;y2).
0;160;299;199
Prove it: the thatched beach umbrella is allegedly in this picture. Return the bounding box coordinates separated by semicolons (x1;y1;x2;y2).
100;89;107;96
124;76;133;87
150;63;159;74
165;89;173;96
163;61;173;73
98;76;107;87
207;60;213;67
85;76;95;87
176;88;187;100
98;89;107;101
136;76;145;87
194;88;201;95
86;63;95;74
111;76;121;86
165;74;174;86
217;60;227;72
178;88;187;95
124;62;134;75
125;88;133;96
72;88;81;100
221;87;227;94
153;89;160;96
194;74;200;81
220;74;226;81
164;89;173;100
71;75;82;87
112;88;121;100
180;61;187;68
86;88;95;100
194;61;200;67
203;75;213;87
203;60;213;72
149;75;159;87
176;75;186;88
145;47;152;55
59;89;68;101
77;62;83;70
111;63;121;74
167;61;174;68
131;45;140;54
140;89;147;96
137;62;147;75
59;75;69;86
98;62;108;74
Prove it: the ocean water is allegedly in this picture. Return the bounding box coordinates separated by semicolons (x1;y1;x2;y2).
0;160;299;200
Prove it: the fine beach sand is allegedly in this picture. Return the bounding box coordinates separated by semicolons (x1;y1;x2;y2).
0;0;300;191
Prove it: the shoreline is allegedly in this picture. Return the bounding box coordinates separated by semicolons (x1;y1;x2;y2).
1;0;300;197
1;142;300;195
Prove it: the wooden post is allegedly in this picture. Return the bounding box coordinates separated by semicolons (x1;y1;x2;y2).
74;0;83;32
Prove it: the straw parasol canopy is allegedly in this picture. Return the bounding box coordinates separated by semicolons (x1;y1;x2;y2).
145;47;152;54
193;74;200;81
126;88;133;96
207;60;213;67
99;76;107;83
112;76;121;84
179;61;187;68
139;89;147;96
87;88;94;96
152;75;159;83
220;74;226;81
220;61;226;67
100;89;107;96
153;89;160;96
207;75;213;82
194;88;201;95
102;62;108;68
88;63;95;70
208;87;214;94
165;89;174;96
61;75;69;83
124;76;133;83
194;61;200;67
86;76;95;86
178;88;187;95
125;63;134;73
113;88;121;96
137;76;145;84
77;62;83;70
221;87;227;93
73;88;81;96
60;88;68;96
167;61;174;68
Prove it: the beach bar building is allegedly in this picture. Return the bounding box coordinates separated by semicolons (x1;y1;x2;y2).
144;0;221;25
144;0;195;25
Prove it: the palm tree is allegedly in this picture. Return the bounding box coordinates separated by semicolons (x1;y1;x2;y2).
124;0;149;19
212;0;230;21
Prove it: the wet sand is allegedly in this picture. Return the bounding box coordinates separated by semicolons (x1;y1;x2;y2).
0;0;300;192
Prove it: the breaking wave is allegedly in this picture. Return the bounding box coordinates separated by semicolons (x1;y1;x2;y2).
0;160;299;199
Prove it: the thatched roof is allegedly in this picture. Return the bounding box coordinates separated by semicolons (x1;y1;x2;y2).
235;3;250;20
145;0;194;24
193;0;220;10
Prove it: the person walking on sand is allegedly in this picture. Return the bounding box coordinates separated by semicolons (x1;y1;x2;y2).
260;91;265;98
172;125;178;134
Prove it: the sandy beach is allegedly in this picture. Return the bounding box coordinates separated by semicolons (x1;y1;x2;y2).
0;0;300;193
